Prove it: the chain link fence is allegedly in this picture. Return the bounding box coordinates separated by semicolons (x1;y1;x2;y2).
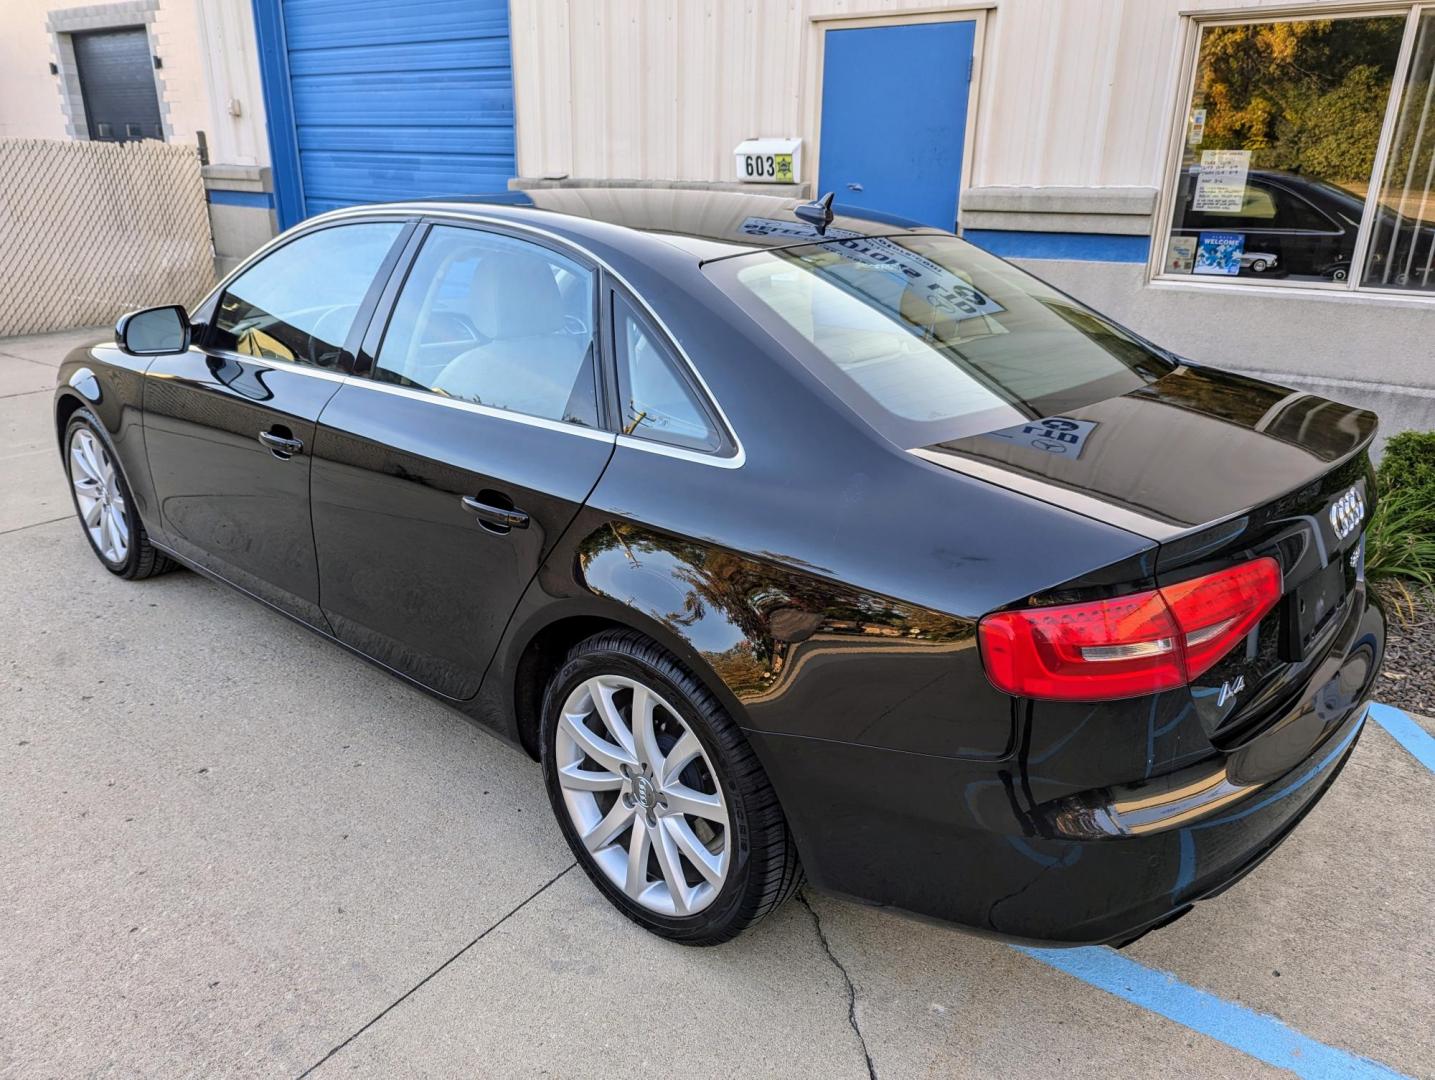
0;138;215;338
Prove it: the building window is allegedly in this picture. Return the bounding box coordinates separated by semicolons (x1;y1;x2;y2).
1160;8;1435;296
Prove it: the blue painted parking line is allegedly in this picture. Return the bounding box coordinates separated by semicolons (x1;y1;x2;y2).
1368;702;1435;774
1017;946;1411;1079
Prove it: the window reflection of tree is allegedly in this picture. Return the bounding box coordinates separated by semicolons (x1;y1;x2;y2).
578;524;973;700
1129;368;1371;462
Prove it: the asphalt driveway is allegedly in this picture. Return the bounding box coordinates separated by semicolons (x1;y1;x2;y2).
2;328;1432;1079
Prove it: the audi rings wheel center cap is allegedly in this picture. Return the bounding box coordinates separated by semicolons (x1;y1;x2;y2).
633;775;658;811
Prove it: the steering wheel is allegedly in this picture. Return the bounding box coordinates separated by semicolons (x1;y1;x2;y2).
304;305;357;367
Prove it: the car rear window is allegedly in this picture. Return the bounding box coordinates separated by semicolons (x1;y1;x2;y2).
704;232;1174;448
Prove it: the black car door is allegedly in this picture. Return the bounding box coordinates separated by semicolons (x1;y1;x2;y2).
309;221;616;699
143;219;411;625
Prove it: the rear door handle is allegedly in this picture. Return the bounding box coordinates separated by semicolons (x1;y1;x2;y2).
258;430;304;457
461;495;529;531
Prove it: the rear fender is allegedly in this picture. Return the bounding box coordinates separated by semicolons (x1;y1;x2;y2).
493;519;1012;761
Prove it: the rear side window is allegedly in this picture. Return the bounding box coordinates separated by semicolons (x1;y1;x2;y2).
613;296;721;452
210;222;402;367
374;225;600;428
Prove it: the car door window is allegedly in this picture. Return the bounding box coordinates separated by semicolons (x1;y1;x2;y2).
1185;179;1280;232
373;225;600;428
210;222;403;367
1277;190;1339;232
613;296;721;452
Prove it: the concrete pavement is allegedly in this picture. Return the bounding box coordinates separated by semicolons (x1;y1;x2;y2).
1;328;1431;1079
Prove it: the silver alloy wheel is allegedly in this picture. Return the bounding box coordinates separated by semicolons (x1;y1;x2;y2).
555;674;730;916
69;427;129;565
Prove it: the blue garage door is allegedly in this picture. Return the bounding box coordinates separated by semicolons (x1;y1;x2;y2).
254;0;515;227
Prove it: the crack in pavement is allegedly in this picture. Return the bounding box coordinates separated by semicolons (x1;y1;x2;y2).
800;891;877;1080
295;861;577;1079
0;351;67;372
0;516;70;537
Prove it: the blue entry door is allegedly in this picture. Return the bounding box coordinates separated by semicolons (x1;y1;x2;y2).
818;21;976;229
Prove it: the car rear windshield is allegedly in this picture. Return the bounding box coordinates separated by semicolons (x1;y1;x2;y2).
704;232;1175;448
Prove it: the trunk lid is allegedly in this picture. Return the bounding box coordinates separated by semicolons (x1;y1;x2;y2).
918;364;1379;751
913;364;1376;542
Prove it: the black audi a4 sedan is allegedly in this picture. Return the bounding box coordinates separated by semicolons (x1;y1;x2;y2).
54;188;1382;946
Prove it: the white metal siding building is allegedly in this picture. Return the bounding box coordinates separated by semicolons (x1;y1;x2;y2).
507;0;1435;428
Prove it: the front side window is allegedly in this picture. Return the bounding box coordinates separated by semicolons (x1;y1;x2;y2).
211;223;403;365
708;233;1172;448
374;226;599;427
1162;13;1417;288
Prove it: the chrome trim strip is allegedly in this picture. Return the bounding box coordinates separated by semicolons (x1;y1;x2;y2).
212;203;748;469
149;344;750;466
616;433;745;469
344;376;616;443
142;346;353;384
909;447;1185;541
213;348;352;383
1111;775;1252;835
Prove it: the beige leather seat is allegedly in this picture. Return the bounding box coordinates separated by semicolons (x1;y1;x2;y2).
432;250;593;423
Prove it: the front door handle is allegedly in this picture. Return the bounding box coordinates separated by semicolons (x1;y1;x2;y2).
461;495;529;531
258;430;304;458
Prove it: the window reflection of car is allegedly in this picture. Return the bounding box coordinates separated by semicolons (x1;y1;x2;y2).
1174;166;1435;285
1174;167;1357;280
1240;251;1278;273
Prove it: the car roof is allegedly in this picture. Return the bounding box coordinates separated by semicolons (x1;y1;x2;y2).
318;186;946;262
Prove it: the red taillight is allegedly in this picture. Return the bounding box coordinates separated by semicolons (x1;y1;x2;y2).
978;557;1282;701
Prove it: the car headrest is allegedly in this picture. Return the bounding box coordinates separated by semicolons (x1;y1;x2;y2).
470;250;565;339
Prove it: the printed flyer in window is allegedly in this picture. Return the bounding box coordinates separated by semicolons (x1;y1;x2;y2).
1194;232;1245;276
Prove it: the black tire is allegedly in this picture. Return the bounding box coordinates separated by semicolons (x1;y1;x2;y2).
62;409;175;580
540;630;802;945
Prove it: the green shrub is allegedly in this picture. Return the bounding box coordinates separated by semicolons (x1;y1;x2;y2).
1366;430;1435;585
1377;430;1435;495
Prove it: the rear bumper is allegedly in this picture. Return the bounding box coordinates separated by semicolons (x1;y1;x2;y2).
749;589;1384;946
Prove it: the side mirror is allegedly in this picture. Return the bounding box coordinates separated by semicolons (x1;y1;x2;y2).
116;305;190;356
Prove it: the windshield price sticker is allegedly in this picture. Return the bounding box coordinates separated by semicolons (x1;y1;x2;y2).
738;218;1006;320
830;236;1006;319
740;216;862;242
985;416;1097;458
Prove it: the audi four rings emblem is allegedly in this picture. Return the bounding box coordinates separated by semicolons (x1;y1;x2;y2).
1329;487;1365;540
